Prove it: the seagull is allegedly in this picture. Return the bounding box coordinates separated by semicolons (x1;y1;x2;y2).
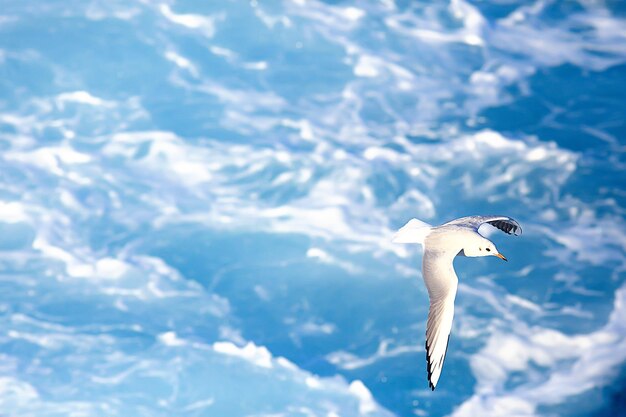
392;215;522;390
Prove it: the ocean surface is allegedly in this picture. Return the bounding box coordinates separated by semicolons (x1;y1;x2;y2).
0;1;625;416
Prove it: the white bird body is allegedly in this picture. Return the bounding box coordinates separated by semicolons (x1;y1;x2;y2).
393;215;521;390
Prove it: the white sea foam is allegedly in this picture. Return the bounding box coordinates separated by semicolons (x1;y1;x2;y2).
159;4;217;38
85;126;577;257
494;3;626;71
327;339;422;370
213;341;274;369
158;331;186;347
296;320;337;336
385;0;485;46
306;247;362;274
206;340;392;416
354;55;381;78
56;91;113;108
0;377;39;405
452;283;626;417
1;321;392;416
287;0;366;31
6;146;92;177
0;202;30;223
94;258;129;280
164;50;199;77
349;380;378;415
1;84;603;416
84;2;142;21
1;1;624;416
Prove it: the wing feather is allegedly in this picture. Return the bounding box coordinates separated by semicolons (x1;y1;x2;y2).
444;215;522;236
422;249;458;390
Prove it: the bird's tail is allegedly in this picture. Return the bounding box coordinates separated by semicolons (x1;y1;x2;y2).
392;218;433;245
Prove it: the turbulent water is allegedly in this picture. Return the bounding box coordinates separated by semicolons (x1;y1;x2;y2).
0;1;625;416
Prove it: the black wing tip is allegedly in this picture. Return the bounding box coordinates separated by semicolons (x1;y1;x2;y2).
425;341;434;390
487;217;522;236
425;336;451;392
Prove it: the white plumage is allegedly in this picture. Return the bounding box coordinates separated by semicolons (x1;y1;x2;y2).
393;215;521;390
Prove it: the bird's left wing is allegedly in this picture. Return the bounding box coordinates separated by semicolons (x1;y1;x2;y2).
422;249;458;390
444;215;522;236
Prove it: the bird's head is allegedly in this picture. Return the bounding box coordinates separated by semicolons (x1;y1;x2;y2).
461;234;507;261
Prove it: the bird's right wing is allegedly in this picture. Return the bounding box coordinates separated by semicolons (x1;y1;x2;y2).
422;248;458;390
444;215;522;236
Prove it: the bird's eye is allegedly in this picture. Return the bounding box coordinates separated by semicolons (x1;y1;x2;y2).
486;248;491;252
479;248;482;251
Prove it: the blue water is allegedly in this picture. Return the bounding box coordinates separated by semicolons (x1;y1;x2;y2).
0;1;625;416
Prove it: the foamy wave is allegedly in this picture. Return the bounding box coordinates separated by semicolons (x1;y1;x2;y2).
159;4;218;38
327;339;422;371
1;1;624;415
452;283;626;417
0;323;393;416
494;2;626;71
96;127;577;249
1;119;580;267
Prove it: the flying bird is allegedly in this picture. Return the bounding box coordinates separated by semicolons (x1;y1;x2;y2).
393;215;522;390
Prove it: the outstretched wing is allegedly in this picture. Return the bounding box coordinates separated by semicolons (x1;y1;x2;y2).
422;249;458;390
444;215;522;236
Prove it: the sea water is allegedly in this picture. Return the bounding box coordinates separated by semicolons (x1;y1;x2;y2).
0;1;625;416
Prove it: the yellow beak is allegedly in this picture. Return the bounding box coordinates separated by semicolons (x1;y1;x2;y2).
495;253;508;262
